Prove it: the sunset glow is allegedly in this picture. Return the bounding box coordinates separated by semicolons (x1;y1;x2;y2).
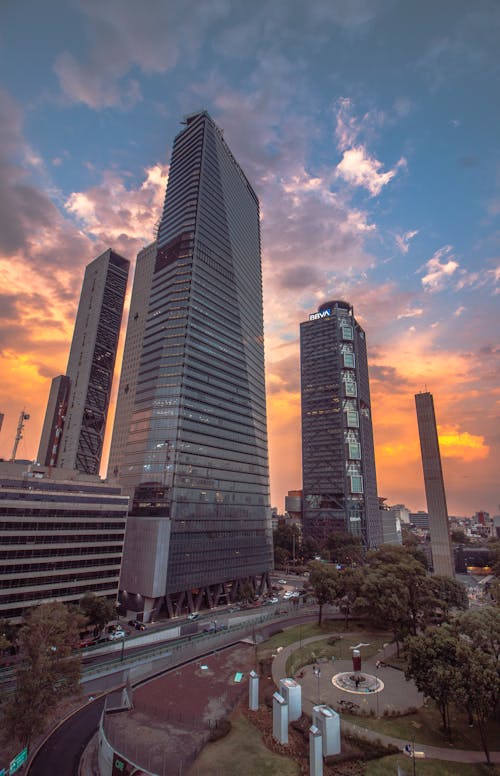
0;2;498;516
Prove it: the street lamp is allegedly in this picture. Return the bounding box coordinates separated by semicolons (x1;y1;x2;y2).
313;665;321;704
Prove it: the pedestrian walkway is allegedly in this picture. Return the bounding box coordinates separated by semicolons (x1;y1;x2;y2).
271;631;500;764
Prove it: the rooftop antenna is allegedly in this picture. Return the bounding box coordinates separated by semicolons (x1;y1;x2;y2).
11;409;30;462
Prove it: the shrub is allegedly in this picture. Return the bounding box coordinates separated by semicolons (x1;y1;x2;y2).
208;718;232;742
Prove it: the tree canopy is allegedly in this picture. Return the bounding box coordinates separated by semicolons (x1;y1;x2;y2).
308;562;343;625
3;602;83;745
405;613;500;763
79;591;117;633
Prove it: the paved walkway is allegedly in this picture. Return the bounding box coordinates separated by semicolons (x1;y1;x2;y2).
271;631;500;764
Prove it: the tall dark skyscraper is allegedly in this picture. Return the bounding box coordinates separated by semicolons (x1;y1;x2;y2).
300;300;382;548
38;249;129;475
116;111;273;621
415;391;454;577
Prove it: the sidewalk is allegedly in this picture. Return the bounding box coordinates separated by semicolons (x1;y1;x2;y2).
271;632;500;764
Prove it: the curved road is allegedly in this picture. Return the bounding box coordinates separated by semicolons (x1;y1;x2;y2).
28;612;316;776
29;696;105;776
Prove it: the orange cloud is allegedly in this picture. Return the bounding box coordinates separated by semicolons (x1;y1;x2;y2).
437;426;489;461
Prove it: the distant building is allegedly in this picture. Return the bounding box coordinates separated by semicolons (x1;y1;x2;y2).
285;490;303;522
38;249;129;475
380;498;402;545
409;511;430;530
0;462;128;623
415;391;454;577
300;300;381;548
388;503;411;525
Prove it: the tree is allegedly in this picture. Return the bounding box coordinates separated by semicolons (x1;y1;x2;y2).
361;546;466;637
3;602;82;745
454;607;500;668
451;529;470;544
325;531;363;566
308;562;341;625
337;567;363;629
353;569;411;652
0;618;17;654
79;592;117;634
406;617;500;762
405;626;461;735
301;535;320;562
428;575;468;623
453;641;500;764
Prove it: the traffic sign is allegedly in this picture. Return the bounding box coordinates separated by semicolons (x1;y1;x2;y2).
10;747;28;774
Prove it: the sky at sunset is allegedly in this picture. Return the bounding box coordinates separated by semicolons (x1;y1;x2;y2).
0;0;498;517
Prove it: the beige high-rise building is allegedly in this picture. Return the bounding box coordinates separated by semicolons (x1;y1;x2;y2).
415;391;454;577
107;242;157;481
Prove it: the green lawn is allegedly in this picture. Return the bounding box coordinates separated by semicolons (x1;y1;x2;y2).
366;755;500;775
285;632;391;675
342;702;500;752
188;713;300;776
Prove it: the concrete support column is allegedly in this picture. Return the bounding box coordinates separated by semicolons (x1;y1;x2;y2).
309;725;323;776
272;692;288;744
249;670;259;711
279;678;302;721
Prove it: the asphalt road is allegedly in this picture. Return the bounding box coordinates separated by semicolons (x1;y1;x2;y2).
29;696;105;776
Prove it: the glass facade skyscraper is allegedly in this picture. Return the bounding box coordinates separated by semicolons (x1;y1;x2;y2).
117;111;272;620
300;300;382;548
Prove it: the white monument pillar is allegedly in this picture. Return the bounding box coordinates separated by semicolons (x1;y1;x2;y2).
312;705;341;756
272;692;288;744
279;678;302;721
249;670;259;711
309;724;323;776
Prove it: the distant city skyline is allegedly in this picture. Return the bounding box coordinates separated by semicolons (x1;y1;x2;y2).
0;1;498;515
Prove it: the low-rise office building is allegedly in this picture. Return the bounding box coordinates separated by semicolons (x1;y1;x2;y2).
0;462;128;623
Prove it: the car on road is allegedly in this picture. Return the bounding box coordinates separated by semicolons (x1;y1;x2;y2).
128;619;146;630
188;612;200;621
108;629;126;640
278;579;287;585
269;596;279;604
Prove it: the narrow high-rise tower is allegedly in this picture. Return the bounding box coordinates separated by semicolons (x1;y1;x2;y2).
39;249;129;475
116;111;273;621
107;241;157;481
300;301;381;548
415;391;454;577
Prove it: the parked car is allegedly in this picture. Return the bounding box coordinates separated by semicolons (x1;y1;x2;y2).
269;596;279;604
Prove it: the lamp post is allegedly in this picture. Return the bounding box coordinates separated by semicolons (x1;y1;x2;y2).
313;665;321;704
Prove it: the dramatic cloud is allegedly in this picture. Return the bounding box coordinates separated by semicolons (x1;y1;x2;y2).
421;245;459;292
65;163;168;255
438;426;490;461
336;147;406;196
334;97;406;196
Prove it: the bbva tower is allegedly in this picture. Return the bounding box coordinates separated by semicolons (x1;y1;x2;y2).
110;111;273;621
